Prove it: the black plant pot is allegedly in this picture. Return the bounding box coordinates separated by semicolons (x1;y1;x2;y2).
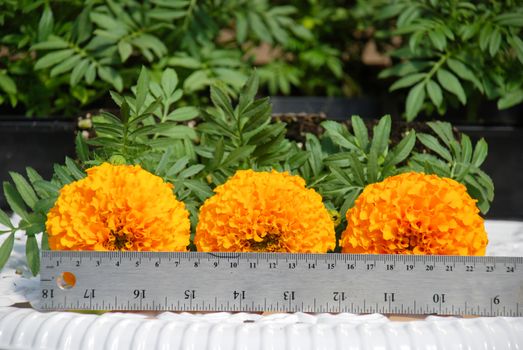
0;118;76;210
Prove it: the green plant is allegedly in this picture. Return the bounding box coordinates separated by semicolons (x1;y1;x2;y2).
372;0;523;120
0;68;495;275
0;0;312;116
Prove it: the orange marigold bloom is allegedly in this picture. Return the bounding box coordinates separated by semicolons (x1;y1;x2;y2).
340;172;488;255
195;170;335;252
46;163;190;251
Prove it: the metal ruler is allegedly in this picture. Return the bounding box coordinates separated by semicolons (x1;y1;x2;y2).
37;251;523;316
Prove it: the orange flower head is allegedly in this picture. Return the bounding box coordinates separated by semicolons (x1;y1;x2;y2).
340;172;488;255
46;163;190;251
195;169;336;252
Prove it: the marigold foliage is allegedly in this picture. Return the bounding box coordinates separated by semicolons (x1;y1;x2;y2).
340;172;488;255
195;170;336;252
46;163;190;251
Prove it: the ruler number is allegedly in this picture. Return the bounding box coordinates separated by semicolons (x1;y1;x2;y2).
384;292;395;302
506;266;515;273
386;264;394;271
283;291;295;301
133;289;146;299
406;264;414;271
426;265;434;271
230;262;238;268
289;262;296;269
465;265;474;272
42;289;54;299
269;262;277;269
493;295;500;305
184;290;196;299
84;289;95;299
433;293;446;303
333;292;346;301
485;265;494;272
155;261;160;267
327;263;335;269
308;263;316;269
250;262;257;269
194;262;199;268
367;263;375;270
347;263;355;270
445;265;453;271
233;290;246;300
75;260;80;267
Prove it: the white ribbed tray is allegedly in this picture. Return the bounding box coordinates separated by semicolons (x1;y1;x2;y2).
1;216;522;349
1;307;523;350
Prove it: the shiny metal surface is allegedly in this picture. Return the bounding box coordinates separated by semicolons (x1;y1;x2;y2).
38;251;523;316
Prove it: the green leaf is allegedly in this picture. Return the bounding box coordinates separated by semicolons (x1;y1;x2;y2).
460;134;473;164
446;58;483;92
166;107;199;121
426;121;454;147
65;157;85;180
38;4;54;41
436;68;466;104
497;89;523;109
426;79;443;107
50;54;82;77
41;232;49;251
370;115;391;156
161;68;178;96
0;233;14;271
3;182;28;220
184;180;213;201
184;70;209;92
179;164;205;179
85;62;96;84
367;149;378;183
34;49;75;70
471;138;488;167
248;11;273;44
405;82;426;121
26;235;40;276
0;73;16;95
0;208;13;228
221;146;256;168
166;157;189;177
384;130;416;167
75;133;90;162
321;121;358;151
489;28;501;56
70;59;90;85
135;67;149;114
98;66;123;91
167;56;201;69
428;29;446;51
508;35;523;64
340;189;362;217
347;154;365;187
351;115;369;150
389;73;425;91
31;36;68;50
330;166;352;186
9;172;38;209
235;12;247;43
53;164;74;184
239;72;259;113
210;84;234;118
494;13;523;27
118;41;133;62
417;133;452;162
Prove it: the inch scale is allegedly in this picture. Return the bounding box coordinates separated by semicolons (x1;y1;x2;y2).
37;251;523;316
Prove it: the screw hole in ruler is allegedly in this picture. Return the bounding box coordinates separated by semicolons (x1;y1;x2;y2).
56;271;76;290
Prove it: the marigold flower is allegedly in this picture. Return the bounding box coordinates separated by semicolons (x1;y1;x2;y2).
340;172;488;255
195;170;336;252
46;163;190;251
